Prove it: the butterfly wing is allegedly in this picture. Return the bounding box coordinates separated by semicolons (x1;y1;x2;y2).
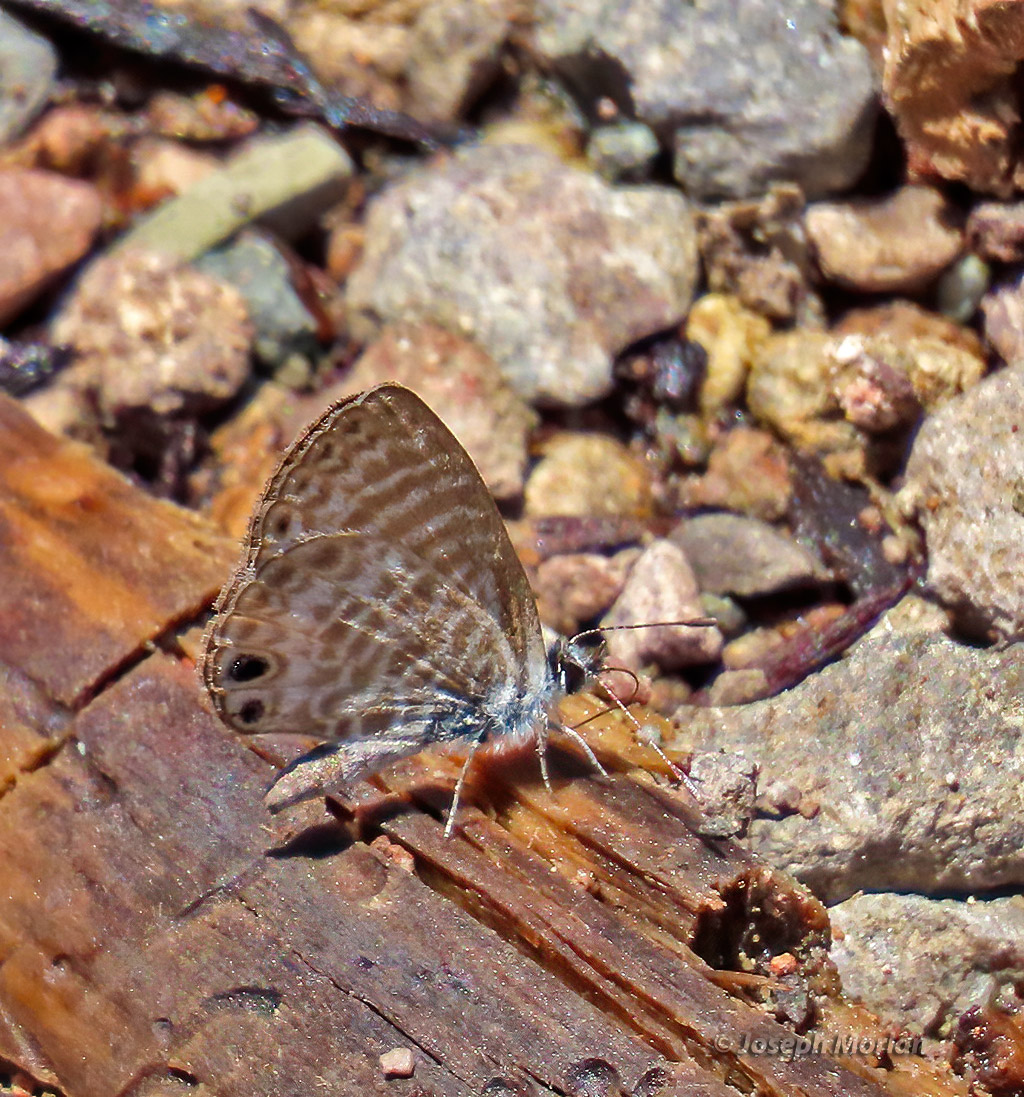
234;384;549;696
202;531;521;740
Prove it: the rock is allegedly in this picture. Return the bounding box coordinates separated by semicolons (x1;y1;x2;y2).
601;540;723;670
678;604;1024;901
329;322;536;500
685;294;772;416
118;124;354;262
747;320;986;469
0;170;103;326
883;0;1024;196
586;122;660;181
533;0;876;200
672;513;827;597
379;1046;417;1078
935;254;990;324
52;249;252;419
524;433;654;518
404;0;515;122
533;550;636;637
806;186;963;294
968;200;1024;262
746;330;860;457
196;231;320;373
290;0;515;121
131;137;220;199
688;751;758;839
346;142;699;405
831;894;1024;1038
696;186;819;324
680;427;792;522
981;272;1024;365
703;668;769;707
898;363;1024;640
0;10;57;143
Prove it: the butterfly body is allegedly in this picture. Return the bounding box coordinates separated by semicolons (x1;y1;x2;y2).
201;383;570;816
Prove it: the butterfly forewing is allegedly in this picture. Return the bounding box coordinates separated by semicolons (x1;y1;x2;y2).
247;386;546;689
204;531;521;739
201;384;550;754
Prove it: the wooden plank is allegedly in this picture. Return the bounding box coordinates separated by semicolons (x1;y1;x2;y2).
0;394;234;705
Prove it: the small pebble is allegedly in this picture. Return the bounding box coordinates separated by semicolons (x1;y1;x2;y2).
602;540;722;670
379;1047;416;1078
524;434;654;518
806;185;963;294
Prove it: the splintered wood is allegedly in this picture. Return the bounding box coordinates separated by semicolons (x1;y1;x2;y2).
0;396;967;1096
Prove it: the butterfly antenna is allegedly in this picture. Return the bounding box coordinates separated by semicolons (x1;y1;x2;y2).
568;617;718;647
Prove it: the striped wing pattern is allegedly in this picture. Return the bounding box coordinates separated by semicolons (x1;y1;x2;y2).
200;385;551;797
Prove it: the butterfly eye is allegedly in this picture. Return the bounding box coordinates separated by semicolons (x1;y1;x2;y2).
237;699;266;726
229;654;270;682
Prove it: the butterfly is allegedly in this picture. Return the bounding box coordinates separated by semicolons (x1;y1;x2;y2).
200;383;617;834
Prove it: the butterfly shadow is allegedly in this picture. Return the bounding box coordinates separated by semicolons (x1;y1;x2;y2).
263;734;605;857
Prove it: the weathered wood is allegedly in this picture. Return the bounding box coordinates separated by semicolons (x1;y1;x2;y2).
0;402;970;1097
0;393;234;705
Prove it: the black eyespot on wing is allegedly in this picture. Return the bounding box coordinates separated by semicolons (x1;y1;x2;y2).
238;699;266;725
229;655;270;682
269;509;296;538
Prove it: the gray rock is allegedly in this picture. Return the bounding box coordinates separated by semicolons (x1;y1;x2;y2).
677;600;1024;902
688;751;757;838
586;122;660;181
405;0;515;121
672;512;827;597
118;124;353;262
0;10;56;143
196;231;319;371
346;142;699;405
898;362;1024;640
533;0;877;200
831;894;1024;1038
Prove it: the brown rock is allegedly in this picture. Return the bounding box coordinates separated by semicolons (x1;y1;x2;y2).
882;0;1024;195
834;299;984;359
968;200;1024;262
0;170;102;325
681;426;792;521
981;272;1024;364
806;186;963;293
533;550;637;636
52;249;252;419
601;540;722;670
524;433;655;518
696;184;819;323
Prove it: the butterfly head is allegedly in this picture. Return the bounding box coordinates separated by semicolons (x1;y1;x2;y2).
546;633;604;697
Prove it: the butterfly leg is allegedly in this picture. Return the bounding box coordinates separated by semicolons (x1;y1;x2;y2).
593;672;701;799
536;730;553;793
444;738;483;838
557;722;608;777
